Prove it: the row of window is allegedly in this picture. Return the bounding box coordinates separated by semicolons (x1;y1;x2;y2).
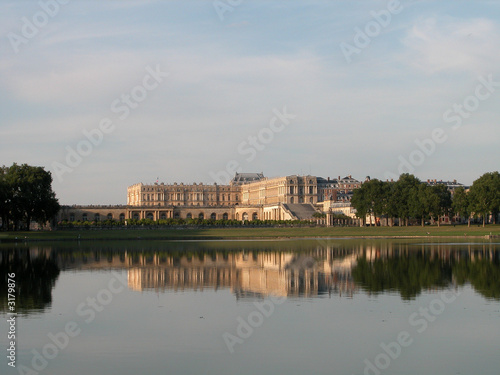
141;194;239;201
130;212;232;221
141;186;237;192
289;186;315;194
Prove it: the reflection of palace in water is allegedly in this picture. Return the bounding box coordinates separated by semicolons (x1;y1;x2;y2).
8;245;359;298
3;242;499;302
126;250;358;298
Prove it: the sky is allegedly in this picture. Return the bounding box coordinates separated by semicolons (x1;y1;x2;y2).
1;0;499;205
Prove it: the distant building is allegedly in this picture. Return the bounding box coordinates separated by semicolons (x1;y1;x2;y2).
424;179;469;194
57;172;362;224
317;175;361;203
230;172;265;185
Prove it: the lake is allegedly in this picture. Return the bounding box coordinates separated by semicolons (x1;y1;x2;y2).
1;239;499;375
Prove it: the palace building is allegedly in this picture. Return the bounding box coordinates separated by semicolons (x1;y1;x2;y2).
54;172;472;227
56;172;368;227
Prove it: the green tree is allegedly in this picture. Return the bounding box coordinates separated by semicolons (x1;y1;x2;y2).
5;164;60;230
0;166;10;230
452;186;471;226
409;183;429;227
366;179;386;226
383;181;399;227
468;171;500;226
427;184;452;227
352;179;389;226
393;174;421;226
351;184;369;226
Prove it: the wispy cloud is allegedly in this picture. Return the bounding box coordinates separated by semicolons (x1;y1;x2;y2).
401;16;500;75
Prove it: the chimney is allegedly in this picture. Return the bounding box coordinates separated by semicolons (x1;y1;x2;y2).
391;179;393;182
327;177;330;181
453;179;457;183
349;175;352;178
427;179;430;183
338;176;340;180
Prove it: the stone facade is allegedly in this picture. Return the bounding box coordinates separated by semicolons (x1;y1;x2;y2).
317;175;361;203
241;175;318;205
57;174;353;223
127;182;241;207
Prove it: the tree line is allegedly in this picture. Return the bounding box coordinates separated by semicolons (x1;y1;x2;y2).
0;164;60;231
351;172;500;227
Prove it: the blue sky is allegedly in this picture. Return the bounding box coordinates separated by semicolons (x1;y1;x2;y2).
1;0;499;204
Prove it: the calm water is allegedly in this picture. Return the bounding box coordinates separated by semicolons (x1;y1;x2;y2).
1;239;499;375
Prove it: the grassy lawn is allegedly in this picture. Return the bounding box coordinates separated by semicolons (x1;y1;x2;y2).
0;224;499;242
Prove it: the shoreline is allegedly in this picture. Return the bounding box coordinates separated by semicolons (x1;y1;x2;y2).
1;226;499;243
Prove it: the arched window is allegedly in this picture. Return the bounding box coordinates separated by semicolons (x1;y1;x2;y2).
94;213;100;222
186;213;192;219
133;213;139;220
222;213;228;220
82;214;88;221
199;213;204;220
160;213;166;220
290;197;294;203
107;213;113;220
69;214;75;222
119;213;125;221
252;213;258;221
242;212;248;221
146;213;154;220
210;213;216;220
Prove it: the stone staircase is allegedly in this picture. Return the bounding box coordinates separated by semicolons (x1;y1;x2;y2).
282;203;318;220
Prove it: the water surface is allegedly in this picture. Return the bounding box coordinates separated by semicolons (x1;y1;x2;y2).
1;239;499;375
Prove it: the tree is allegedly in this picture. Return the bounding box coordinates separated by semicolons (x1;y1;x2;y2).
426;184;452;227
365;179;386;226
351;184;369;226
409;183;429;227
0;166;10;230
469;172;500;226
352;179;389;226
452;186;471;226
3;164;60;230
393;174;421;226
383;181;399;227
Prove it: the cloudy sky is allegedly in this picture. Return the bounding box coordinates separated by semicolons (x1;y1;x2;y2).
1;0;499;204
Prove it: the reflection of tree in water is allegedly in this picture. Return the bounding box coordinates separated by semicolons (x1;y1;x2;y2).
453;258;500;300
352;254;453;300
0;249;60;315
